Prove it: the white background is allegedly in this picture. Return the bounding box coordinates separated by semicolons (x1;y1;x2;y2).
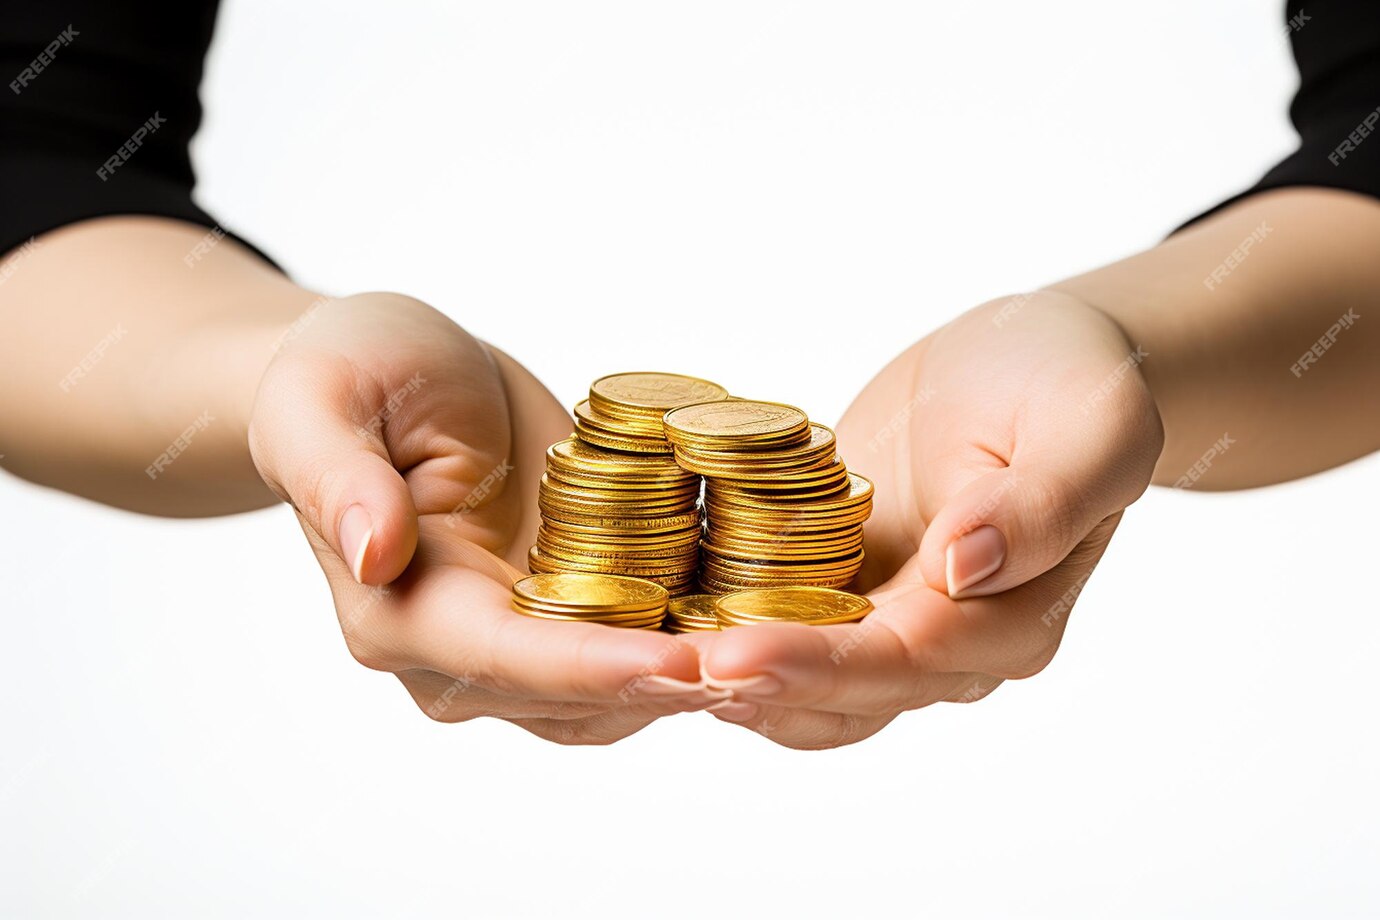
3;0;1378;916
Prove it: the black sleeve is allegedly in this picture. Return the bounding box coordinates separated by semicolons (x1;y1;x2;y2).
0;0;275;265
1182;0;1380;228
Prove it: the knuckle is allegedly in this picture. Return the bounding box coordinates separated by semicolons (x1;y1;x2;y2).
1026;473;1083;548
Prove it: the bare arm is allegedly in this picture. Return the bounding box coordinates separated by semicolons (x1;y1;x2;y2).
0;216;321;515
1049;187;1380;489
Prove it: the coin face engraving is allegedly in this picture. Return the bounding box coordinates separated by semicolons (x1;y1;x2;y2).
714;587;874;623
514;573;668;608
664;401;808;438
591;373;729;411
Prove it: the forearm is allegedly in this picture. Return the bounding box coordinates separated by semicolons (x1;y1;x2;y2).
0;216;321;515
1048;187;1380;489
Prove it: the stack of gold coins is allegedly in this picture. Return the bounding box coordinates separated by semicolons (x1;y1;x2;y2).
663;400;873;593
529;373;730;596
663;594;722;634
511;573;669;629
714;586;874;628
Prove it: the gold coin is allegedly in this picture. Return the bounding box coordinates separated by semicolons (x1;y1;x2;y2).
589;372;730;419
714;586;874;626
513;573;669;613
573;401;674;453
667;593;719;619
663;400;810;447
547;437;691;479
673;425;837;476
704;472;873;514
537;506;704;533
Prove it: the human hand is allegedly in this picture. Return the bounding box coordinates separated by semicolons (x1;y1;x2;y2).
249;293;721;742
696;291;1164;747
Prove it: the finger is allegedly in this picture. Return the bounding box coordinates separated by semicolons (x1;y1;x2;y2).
707;701;896;750
887;515;1120;679
917;421;1156;599
250;352;419;585
700;610;985;716
915;334;1160;600
374;531;707;703
398;667;724;724
509;698;717;746
397;669;612;722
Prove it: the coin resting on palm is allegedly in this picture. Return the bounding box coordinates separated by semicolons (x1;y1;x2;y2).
512;371;875;629
714;587;875;627
511;573;669;628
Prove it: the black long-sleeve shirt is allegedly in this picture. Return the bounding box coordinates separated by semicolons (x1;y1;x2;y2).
4;1;1380;258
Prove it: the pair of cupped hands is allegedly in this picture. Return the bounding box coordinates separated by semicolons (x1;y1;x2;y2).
248;290;1163;748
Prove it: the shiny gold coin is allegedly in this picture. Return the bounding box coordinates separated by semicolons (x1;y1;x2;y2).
662;400;810;448
701;547;864;575
543;466;697;493
589;373;730;424
704;472;873;514
547;437;692;480
511;600;666;626
512;572;669;613
573;401;674;454
673;425;837;476
540;476;700;508
537;506;704;533
714;586;874;626
664;594;722;633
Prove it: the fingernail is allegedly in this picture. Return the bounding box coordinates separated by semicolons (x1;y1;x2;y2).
703;674;782;698
708;701;759;723
946;525;1005;598
339;504;374;584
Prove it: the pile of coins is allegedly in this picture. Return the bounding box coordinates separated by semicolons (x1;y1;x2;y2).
519;372;875;629
511;573;668;629
665;400;872;593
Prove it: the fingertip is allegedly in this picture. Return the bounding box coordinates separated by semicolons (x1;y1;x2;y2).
701;623;811;683
340;497;418;585
650;633;703;683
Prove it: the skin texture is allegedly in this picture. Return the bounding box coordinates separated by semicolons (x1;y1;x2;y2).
2;187;1377;747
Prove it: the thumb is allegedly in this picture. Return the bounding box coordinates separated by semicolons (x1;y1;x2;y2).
917;449;1152;600
249;367;419;586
